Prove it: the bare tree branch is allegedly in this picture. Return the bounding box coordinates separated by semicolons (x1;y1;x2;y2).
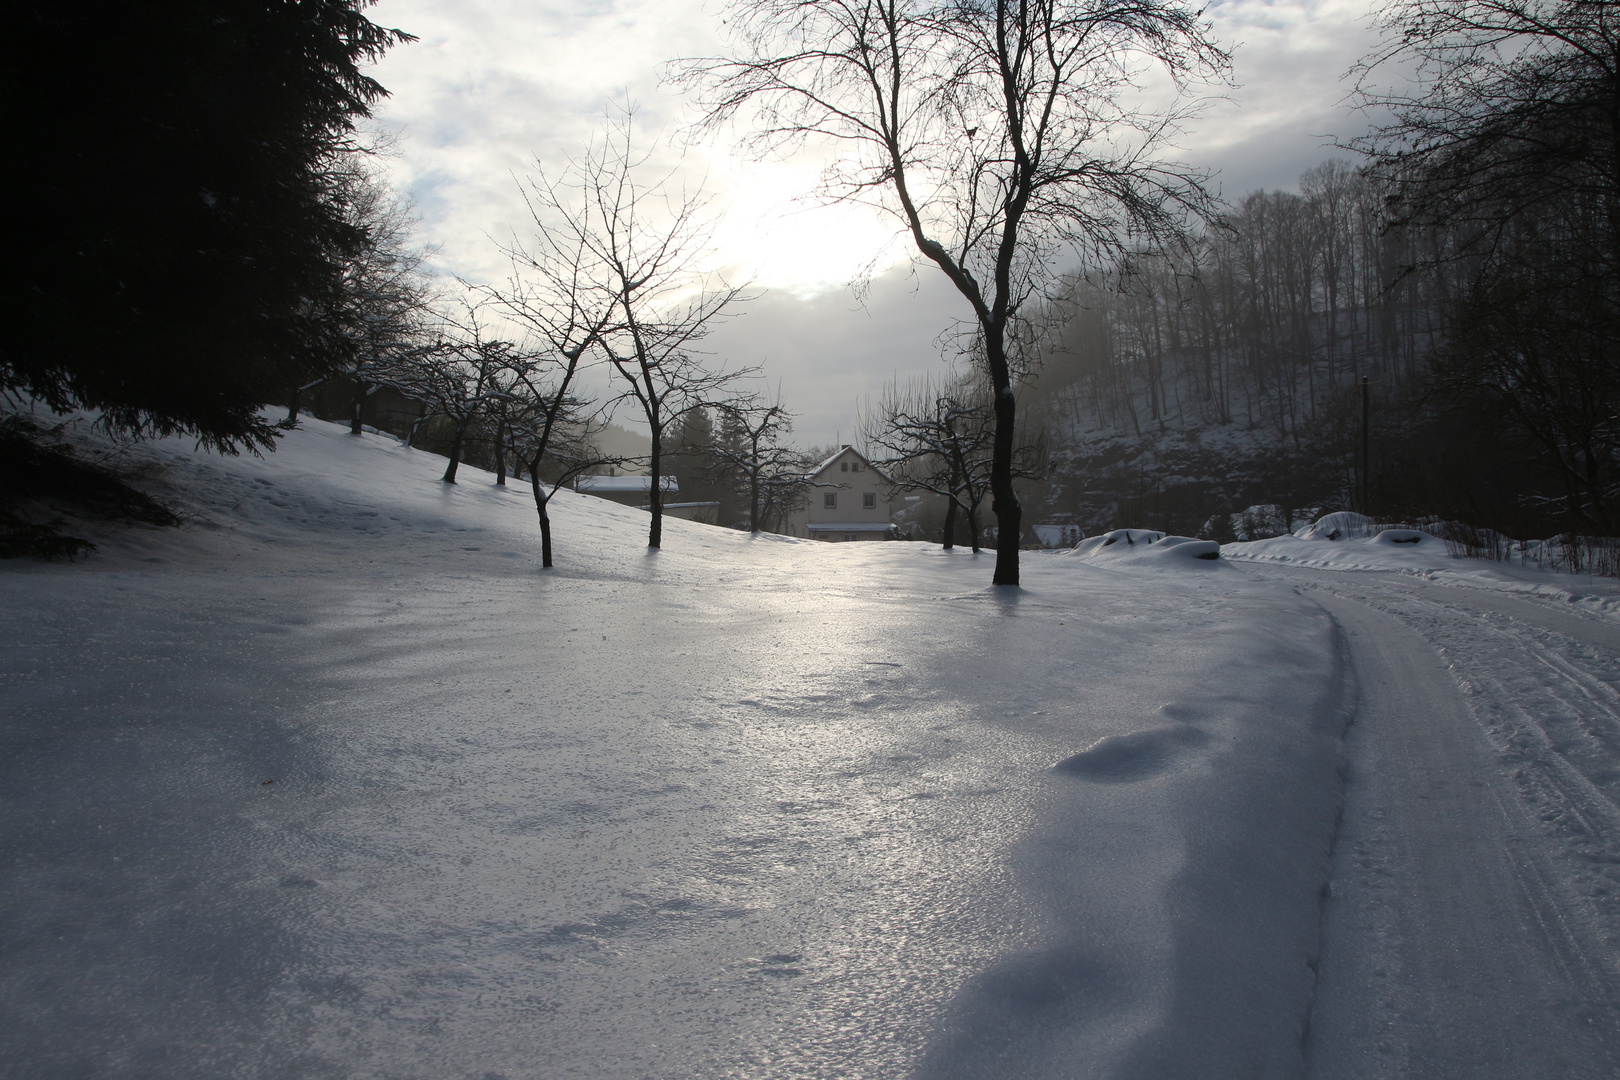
675;0;1228;582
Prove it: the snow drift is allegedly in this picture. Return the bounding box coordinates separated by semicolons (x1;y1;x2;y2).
1069;529;1222;565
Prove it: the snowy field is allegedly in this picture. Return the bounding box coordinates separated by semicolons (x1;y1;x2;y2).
3;418;1619;1078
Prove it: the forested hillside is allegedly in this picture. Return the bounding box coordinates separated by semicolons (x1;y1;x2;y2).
1023;159;1592;541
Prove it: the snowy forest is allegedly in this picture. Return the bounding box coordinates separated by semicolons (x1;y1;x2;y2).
1020;162;1494;539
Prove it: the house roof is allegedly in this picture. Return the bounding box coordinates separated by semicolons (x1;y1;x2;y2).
811;445;893;484
575;475;678;493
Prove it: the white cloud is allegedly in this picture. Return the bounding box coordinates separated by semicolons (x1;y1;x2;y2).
362;0;1387;446
702;267;968;449
1194;0;1382;193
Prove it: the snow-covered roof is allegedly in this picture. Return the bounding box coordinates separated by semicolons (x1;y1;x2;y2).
805;522;894;532
574;475;678;493
810;445;892;483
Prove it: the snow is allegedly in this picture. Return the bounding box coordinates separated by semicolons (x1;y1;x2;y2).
574;475;678;493
1222;512;1470;575
1294;511;1379;540
1068;529;1222;565
1295;580;1620;1074
1223;529;1460;575
3;418;1618;1076
1224;516;1620;610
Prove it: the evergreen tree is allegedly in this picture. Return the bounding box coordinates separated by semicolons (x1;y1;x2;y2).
670;408;725;514
4;2;413;452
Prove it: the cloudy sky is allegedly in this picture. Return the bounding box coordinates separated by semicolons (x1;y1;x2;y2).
365;0;1386;448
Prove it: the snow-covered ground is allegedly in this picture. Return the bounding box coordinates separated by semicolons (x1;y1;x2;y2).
3;418;1618;1077
1226;519;1620;603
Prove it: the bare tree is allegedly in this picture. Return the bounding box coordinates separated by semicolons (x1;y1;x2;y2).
755;453;823;534
866;373;1043;551
514;114;751;549
298;162;435;434
679;0;1228;583
1353;0;1620;269
388;302;515;484
492;179;622;566
710;394;802;532
504;372;618;567
1351;0;1620;529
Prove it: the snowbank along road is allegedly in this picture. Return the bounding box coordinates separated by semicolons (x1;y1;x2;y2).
2;417;1618;1078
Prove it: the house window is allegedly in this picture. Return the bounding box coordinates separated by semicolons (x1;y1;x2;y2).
852;462;862;472
824;492;837;508
863;492;876;509
844;533;859;542
840;462;848;472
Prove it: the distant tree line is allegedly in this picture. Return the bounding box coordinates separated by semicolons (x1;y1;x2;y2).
1020;163;1460;535
1018;0;1620;542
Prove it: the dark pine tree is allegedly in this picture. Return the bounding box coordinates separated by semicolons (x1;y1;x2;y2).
3;2;413;452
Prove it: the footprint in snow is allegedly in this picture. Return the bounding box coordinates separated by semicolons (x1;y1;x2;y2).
1053;726;1210;783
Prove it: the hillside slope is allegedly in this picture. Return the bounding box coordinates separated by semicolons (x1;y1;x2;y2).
0;416;1438;1077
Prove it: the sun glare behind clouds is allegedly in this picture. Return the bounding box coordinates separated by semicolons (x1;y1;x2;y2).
363;0;1382;444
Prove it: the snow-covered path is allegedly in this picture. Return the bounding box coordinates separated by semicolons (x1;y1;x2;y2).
1288;574;1620;1078
4;419;1620;1077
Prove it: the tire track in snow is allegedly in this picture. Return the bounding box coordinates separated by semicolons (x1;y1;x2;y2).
1355;585;1620;912
1291;574;1620;1079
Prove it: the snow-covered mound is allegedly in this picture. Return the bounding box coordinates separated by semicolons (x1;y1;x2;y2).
1069;529;1221;565
1218;510;1458;576
1053;725;1212;783
3;414;1352;1078
1294;511;1380;540
1223;528;1454;574
1222;516;1620;618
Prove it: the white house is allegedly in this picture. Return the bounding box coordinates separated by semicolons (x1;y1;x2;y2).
783;446;896;541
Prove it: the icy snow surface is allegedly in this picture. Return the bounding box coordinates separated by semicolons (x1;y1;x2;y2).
1223;527;1461;576
3;418;1619;1078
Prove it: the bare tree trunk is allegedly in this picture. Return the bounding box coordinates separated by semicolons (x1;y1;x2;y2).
287;387;301;424
648;425;663;548
942;496;958;550
350;378;367;435
968;501;983;554
529;467;554;568
494;418;507;486
443;420;467;484
749;465;760;533
987;354;1021;582
405;401;426;448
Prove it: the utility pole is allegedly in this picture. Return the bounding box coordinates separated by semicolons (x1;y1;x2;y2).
1361;375;1371;514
